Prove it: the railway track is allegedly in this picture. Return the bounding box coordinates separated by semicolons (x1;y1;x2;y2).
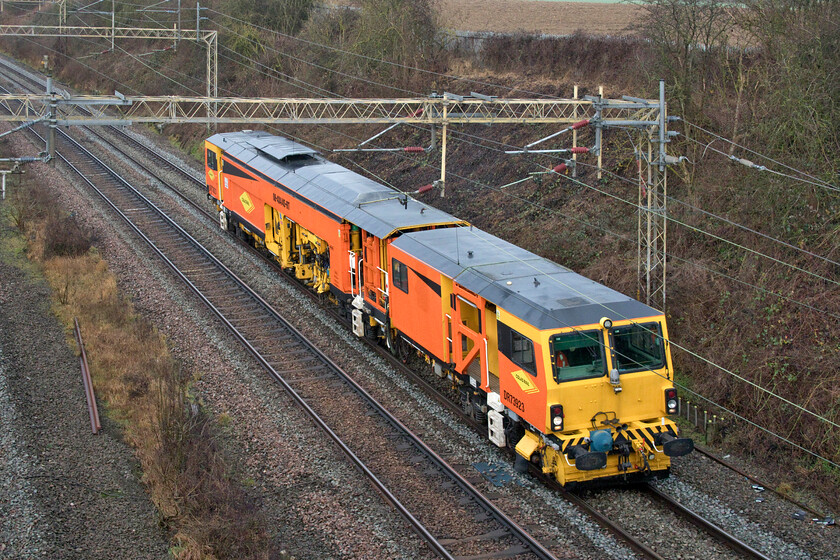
641;484;771;559
0;75;559;560
78;117;779;560
0;56;825;559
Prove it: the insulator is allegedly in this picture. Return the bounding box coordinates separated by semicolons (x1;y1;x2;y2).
416;184;434;194
571;119;590;130
570;146;589;154
553;163;567;174
731;156;766;171
410;108;424;117
403;146;425;152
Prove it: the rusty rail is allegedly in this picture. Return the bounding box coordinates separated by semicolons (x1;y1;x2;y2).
73;317;100;434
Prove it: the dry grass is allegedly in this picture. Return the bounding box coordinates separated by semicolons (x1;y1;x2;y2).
10;179;270;559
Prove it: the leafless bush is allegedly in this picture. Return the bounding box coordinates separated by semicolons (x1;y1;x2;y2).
7;176;50;231
479;32;650;86
43;214;92;258
155;366;268;559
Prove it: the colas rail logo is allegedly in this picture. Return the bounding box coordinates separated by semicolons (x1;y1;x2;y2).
239;191;255;213
512;370;539;394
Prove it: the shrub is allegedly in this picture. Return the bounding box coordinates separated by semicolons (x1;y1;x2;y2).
43;213;92;258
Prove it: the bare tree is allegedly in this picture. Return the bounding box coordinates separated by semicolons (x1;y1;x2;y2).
739;0;840;167
230;0;319;35
351;0;445;87
632;0;734;119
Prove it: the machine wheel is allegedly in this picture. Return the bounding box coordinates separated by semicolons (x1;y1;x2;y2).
363;319;378;341
337;300;349;322
395;336;411;363
384;319;398;357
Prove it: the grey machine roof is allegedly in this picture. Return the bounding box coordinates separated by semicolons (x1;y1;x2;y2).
391;227;660;330
208;131;463;238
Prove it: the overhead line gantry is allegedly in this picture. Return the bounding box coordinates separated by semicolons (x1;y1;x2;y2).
0;25;218;99
0;87;672;309
0;13;671;308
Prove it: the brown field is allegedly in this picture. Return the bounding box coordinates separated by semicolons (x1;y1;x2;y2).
438;0;642;36
326;1;643;36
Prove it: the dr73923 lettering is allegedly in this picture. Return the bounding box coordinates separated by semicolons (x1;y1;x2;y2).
503;390;525;413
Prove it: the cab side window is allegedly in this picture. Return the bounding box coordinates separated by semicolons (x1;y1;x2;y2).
206;149;218;171
392;259;408;293
498;322;537;376
551;330;604;382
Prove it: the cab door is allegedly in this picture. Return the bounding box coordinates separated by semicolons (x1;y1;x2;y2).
451;287;489;389
205;143;222;200
361;232;387;312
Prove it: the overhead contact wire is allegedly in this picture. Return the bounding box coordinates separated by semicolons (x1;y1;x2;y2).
684;120;839;191
32;10;837;466
211;22;840;321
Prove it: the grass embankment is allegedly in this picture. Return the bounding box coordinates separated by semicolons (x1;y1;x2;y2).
5;175;270;559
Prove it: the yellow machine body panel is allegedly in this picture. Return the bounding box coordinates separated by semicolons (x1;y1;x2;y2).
503;312;685;485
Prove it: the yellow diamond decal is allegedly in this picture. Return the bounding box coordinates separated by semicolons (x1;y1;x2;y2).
208;169;215;180
239;191;255;213
512;370;539;394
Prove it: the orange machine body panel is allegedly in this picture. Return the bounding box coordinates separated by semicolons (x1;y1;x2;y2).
497;341;548;430
205;132;461;310
387;243;446;358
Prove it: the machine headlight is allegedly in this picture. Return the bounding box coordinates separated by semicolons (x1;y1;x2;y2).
665;388;678;414
550;404;564;431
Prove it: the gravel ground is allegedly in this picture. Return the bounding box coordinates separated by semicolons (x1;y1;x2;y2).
0;222;169;558
2;63;839;558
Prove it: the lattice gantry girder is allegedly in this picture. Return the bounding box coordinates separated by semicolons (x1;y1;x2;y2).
0;26;218;98
0;25;215;42
0;95;41;119
0;94;660;125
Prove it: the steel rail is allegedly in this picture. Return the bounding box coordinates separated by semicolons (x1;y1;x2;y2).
0;59;804;558
694;445;829;521
73;317;101;435
24;89;784;560
40;104;702;560
643;484;773;560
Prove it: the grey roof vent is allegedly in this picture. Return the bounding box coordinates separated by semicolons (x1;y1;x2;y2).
255;148;322;171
